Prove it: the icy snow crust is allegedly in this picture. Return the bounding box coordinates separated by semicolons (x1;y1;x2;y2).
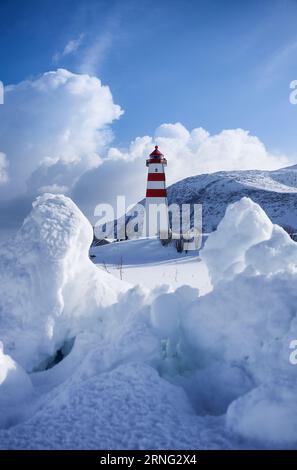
0;194;296;449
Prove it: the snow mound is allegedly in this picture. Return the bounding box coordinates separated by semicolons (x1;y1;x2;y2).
0;362;230;450
202;197;273;285
227;380;297;445
245;225;297;276
180;198;297;445
1;195;297;449
0;363;196;449
0;194;126;371
0;341;33;427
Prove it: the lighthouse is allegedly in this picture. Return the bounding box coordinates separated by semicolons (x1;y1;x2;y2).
144;146;169;239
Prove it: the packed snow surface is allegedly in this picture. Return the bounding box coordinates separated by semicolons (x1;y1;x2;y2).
90;237;212;294
0;194;296;449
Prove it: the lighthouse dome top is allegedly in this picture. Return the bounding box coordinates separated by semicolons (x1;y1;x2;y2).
150;145;163;157
146;145;167;166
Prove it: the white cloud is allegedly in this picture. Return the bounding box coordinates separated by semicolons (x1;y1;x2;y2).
258;37;297;87
53;34;84;63
0;68;123;200
37;184;69;195
155;122;191;141
0;67;290;230
79;32;114;75
105;122;289;187
77;11;120;75
71;122;290;223
157;123;289;178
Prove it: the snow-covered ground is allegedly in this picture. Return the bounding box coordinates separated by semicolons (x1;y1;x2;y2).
90;238;212;294
0;194;296;449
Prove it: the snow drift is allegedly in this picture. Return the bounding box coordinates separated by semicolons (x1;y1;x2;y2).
201;197;273;284
202;196;297;285
0;193;126;371
0;341;33;428
182;198;297;445
0;194;296;449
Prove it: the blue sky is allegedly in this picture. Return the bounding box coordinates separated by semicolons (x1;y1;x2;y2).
1;0;297;156
1;0;297;235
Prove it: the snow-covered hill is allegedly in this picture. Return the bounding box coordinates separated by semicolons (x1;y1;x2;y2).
167;165;297;233
109;165;297;238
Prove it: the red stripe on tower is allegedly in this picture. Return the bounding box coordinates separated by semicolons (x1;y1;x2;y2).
147;173;165;181
146;189;167;197
146;158;163;164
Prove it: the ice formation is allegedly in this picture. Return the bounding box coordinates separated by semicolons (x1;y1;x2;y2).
0;341;33;428
201;197;273;285
0;194;126;371
182;198;297;444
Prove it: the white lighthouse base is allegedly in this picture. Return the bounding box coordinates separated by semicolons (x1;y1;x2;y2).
143;199;169;239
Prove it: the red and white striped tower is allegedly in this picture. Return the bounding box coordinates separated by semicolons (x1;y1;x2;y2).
144;145;169;238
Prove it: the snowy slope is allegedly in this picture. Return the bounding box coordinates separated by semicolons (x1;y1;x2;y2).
166;165;297;233
110;164;297;238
